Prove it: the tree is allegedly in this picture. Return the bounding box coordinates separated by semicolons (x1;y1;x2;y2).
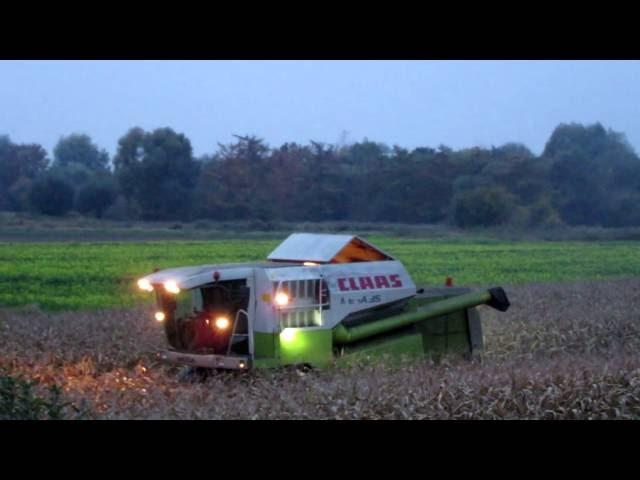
194;135;275;221
343;141;391;221
48;162;94;187
602;192;640;227
112;127;145;206
527;194;561;227
363;146;455;224
0;136;49;209
29;175;75;216
493;142;535;161
549;150;605;225
75;176;118;218
543;122;640;226
256;141;308;221
7;177;34;211
113;128;199;220
53;134;109;171
452;186;514;228
298;142;350;221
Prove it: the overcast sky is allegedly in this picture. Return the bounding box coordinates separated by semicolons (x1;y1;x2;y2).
1;60;639;158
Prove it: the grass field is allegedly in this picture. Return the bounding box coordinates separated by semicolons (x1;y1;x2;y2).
0;238;639;310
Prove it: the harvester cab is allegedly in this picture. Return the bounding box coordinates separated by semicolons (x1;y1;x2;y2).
137;233;510;370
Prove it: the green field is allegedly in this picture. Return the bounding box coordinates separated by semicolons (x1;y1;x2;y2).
1;238;639;311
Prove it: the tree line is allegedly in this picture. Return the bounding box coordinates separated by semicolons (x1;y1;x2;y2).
1;122;639;228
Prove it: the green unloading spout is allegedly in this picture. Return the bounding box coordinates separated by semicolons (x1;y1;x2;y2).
332;287;510;345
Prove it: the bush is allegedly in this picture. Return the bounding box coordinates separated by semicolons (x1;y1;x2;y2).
452;187;513;228
0;372;78;420
193;220;213;230
75;178;118;218
247;219;279;231
28;175;75;216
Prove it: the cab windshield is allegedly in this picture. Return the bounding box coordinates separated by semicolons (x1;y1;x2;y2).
157;279;250;355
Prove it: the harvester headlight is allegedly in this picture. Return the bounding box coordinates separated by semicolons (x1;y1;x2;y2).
280;328;296;342
303;262;318;266
275;292;289;307
215;317;230;330
137;278;153;292
164;280;180;294
154;311;165;322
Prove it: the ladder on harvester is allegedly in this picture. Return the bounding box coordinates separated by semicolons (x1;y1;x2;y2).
227;309;250;356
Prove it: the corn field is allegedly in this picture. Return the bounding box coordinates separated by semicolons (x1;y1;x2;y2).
1;278;639;419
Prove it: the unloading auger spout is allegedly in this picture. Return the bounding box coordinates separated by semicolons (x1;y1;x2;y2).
333;287;510;344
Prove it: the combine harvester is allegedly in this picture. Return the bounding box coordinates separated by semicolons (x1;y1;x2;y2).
137;233;510;370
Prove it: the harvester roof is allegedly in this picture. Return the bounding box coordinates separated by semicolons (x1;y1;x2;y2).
139;233;397;291
267;233;394;264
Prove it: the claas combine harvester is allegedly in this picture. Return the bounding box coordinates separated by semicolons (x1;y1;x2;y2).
137;233;510;370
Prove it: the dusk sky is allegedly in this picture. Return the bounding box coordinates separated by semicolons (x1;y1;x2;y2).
1;60;639;158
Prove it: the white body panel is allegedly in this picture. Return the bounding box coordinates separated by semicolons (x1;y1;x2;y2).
139;234;416;335
141;260;416;333
142;263;275;290
256;260;415;332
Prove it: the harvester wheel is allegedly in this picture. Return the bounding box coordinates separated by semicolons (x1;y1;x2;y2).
299;363;314;372
282;363;314;374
